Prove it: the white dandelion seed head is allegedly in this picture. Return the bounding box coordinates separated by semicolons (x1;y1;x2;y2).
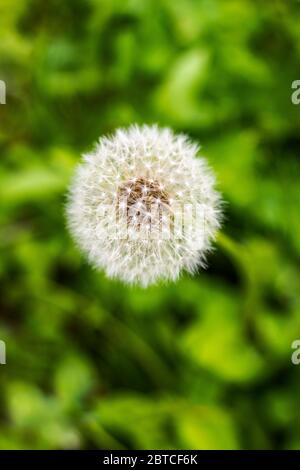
66;124;222;287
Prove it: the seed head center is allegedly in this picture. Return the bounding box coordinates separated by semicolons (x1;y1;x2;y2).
118;177;169;211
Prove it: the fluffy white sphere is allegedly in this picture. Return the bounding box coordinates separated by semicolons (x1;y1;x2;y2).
66;125;222;287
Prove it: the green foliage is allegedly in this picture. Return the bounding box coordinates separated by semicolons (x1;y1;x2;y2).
0;0;300;449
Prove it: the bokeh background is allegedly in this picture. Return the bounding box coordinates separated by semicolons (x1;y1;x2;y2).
1;0;300;450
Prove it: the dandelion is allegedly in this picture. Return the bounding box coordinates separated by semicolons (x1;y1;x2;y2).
66;125;222;287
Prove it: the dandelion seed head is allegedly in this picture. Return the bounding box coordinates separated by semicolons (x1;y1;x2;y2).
66;124;222;287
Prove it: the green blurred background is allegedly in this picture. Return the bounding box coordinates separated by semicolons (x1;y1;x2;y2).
1;0;300;450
